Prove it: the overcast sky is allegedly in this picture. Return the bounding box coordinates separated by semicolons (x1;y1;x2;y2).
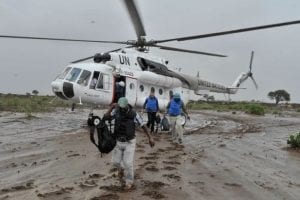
0;0;300;102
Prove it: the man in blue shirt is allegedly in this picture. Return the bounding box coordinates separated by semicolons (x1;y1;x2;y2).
166;93;190;144
143;90;159;133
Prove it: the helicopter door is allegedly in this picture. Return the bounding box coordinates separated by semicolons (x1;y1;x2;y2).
125;77;137;106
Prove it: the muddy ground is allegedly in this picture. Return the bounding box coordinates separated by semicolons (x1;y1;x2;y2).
0;109;300;200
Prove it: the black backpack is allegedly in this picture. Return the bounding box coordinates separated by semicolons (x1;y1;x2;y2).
90;118;116;155
160;116;170;131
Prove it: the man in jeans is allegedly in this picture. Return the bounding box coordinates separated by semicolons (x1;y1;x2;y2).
104;97;155;190
166;93;190;144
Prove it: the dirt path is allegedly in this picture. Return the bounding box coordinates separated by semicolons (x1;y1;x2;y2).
0;110;300;199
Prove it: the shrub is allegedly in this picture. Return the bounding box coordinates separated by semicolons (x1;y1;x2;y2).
287;132;300;148
245;104;265;115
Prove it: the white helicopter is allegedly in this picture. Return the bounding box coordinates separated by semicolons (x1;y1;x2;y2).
1;0;300;117
51;48;255;109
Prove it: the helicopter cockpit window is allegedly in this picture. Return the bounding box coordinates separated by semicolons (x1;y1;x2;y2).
77;70;91;86
58;67;71;79
96;73;110;90
96;74;104;89
65;67;82;82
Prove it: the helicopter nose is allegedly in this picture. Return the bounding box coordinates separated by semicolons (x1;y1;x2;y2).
51;80;74;99
62;82;74;98
51;80;67;100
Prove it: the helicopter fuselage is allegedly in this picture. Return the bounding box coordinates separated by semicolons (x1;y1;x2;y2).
51;49;249;109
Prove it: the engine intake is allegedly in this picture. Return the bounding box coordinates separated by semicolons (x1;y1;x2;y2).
94;53;111;63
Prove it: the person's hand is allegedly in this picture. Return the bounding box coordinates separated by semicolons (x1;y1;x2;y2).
148;137;155;148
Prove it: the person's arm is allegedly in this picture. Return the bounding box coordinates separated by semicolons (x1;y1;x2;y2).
143;98;148;112
156;97;159;111
103;103;117;119
181;102;190;120
166;101;170;114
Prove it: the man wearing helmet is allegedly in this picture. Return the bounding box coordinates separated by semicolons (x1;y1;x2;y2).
166;93;190;144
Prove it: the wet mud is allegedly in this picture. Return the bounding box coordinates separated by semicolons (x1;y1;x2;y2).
0;109;300;199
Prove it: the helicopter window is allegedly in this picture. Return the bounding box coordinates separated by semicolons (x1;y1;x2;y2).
65;68;82;82
58;67;71;79
151;87;155;93
159;88;163;95
77;70;91;86
96;74;104;89
103;74;110;90
139;85;144;92
96;73;110;90
129;83;135;90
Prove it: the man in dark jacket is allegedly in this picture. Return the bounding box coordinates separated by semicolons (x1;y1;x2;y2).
104;97;155;190
143;90;159;133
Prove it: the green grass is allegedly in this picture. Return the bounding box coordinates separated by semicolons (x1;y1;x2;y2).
0;94;73;113
287;132;300;148
244;104;265;115
187;101;271;115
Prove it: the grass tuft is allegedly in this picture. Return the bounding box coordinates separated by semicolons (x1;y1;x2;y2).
244;104;265;115
287;132;300;148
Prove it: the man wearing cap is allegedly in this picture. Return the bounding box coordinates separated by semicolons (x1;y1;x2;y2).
103;97;155;190
166;93;190;144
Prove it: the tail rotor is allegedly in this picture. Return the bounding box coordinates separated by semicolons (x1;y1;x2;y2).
247;51;258;89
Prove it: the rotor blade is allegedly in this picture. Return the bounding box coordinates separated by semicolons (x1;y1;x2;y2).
250;76;258;89
0;35;130;44
71;56;94;64
123;0;146;39
227;87;247;89
153;44;227;57
154;20;300;44
71;46;133;64
249;51;254;71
